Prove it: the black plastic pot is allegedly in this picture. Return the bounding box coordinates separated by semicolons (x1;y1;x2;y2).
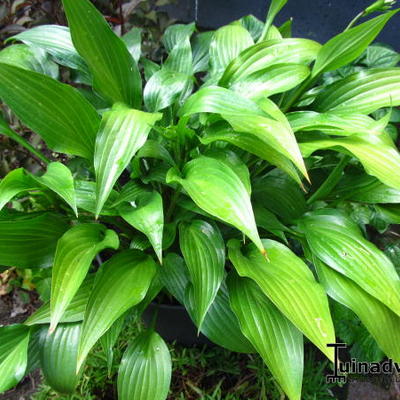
142;303;212;346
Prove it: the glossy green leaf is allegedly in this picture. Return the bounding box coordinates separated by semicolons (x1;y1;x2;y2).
26;275;95;326
62;0;141;107
122;27;141;63
315;259;400;362
0;168;37;211
137;140;175;167
118;331;171;400
39;322;81;394
313;68;400;114
180;87;308;180
179;220;225;328
228;239;335;361
230;63;310;100
0;213;68;269
75;180;119;216
77;250;157;371
167;156;264;253
209;24;254;76
0;44;58;77
254;205;288;242
201;121;302;185
50;224;119;332
312;11;398;76
228;273;303;400
198;281;255;353
164;36;193;75
119;191;164;263
336;174;400;204
300;131;400;190
376;204;400;224
259;0;288;42
288;111;386;136
111;180;150;207
94;105;161;216
0;324;30;393
160;254;254;352
299;209;400;316
32;162;77;216
204;149;251;194
10;25;88;74
252;170;306;224
192;31;214;73
240;15;264;42
0;63;100;159
162;23;195;53
219;38;321;87
361;43;400;68
144;70;191;112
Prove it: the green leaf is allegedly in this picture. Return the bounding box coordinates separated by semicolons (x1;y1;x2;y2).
288;111;386;136
122;27;142;63
252;170;306;224
161;254;254;352
204;148;251;194
62;0;141;107
313;68;400;114
315;259;400;362
117;331;171;400
209;24;254;76
0;63;100;159
299;209;400;316
192;31;214;73
9;25;89;74
94;105;161;216
259;0;288;42
162;23;195;53
179;220;225;328
228;273;303;400
230;63;310;100
167;156;264;253
39;323;81;394
100;315;126;376
0;168;37;211
118;191;164;263
254;205;288;242
32;162;77;216
50;224;119;332
0;324;30;393
300;131;400;190
144;70;191;112
26;275;95;326
333;174;400;203
137;140;175;167
180;87;308;180
360;43;400;68
0;44;58;78
228;239;335;361
201;121;302;185
219;38;321;87
312;11;398;77
77;250;157;371
164;36;193;75
75;180;119;216
240;15;264;42
0;213;68;269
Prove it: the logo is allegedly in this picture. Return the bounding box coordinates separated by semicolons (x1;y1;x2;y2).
326;343;400;384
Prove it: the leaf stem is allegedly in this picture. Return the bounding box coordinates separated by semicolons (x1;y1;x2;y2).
307;155;350;204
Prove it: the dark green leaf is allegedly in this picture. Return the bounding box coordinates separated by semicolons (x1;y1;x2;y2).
117;331;171;400
62;0;141;107
179;220;225;328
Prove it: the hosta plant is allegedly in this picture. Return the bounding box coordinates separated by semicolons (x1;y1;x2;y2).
1;0;400;399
